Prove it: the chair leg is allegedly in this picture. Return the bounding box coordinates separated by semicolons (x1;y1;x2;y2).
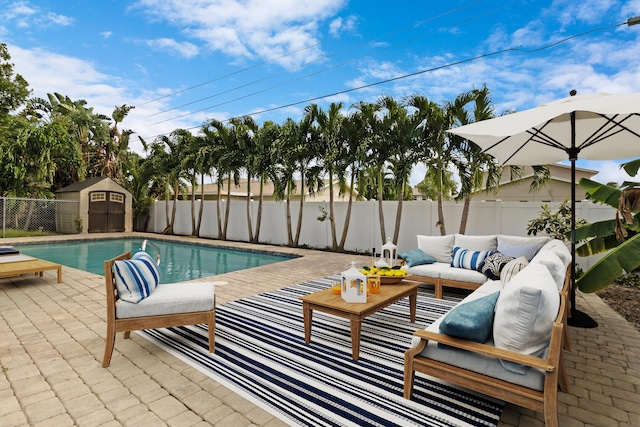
208;309;215;353
102;323;116;367
124;331;131;339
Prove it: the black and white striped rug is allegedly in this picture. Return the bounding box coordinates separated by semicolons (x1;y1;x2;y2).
138;277;504;426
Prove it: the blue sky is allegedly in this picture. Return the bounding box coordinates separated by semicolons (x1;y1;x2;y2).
2;0;640;185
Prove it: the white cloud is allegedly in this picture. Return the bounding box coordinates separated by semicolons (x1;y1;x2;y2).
143;38;199;59
1;1;74;28
8;44;206;154
130;0;347;69
100;31;113;39
329;15;358;38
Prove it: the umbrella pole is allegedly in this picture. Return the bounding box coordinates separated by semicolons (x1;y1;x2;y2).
568;111;598;328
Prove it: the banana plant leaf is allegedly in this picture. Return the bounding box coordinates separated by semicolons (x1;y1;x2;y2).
577;233;640;293
579;178;621;208
622;159;640;177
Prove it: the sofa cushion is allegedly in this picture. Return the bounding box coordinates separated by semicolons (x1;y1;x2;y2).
500;256;529;286
417;235;455;263
531;250;566;290
406;262;450;280
116;281;215;318
454;234;497;251
398;248;436;267
439;291;500;343
440;267;487;284
480;252;515;280
114;251;161;303
498;234;550;249
493;263;560;374
538;239;572;267
497;241;538;261
451;247;494;270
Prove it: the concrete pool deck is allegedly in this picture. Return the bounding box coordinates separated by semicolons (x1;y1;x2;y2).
1;233;639;426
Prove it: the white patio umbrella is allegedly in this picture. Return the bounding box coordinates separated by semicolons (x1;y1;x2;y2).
448;91;640;327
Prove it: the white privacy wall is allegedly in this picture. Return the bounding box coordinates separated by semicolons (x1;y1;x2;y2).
148;199;615;270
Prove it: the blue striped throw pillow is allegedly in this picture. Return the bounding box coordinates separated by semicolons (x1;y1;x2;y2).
114;251;161;303
451;247;494;271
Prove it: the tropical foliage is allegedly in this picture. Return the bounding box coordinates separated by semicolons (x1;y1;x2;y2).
2;43;527;249
574;177;640;293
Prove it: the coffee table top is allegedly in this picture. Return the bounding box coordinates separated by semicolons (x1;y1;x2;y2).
299;281;419;315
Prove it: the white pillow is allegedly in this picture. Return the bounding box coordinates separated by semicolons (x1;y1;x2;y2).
493;263;560;374
500;256;528;286
531;250;566;290
454;234;497;251
497;234;551;249
417;235;455;263
538;240;572;267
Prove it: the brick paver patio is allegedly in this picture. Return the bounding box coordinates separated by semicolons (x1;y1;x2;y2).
1;233;639;426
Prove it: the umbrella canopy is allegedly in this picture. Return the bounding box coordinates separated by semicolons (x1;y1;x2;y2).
448;92;640;165
447;92;640;328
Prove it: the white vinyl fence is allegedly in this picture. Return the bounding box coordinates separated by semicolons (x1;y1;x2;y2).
147;199;615;270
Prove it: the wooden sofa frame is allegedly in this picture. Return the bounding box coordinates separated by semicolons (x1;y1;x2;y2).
404;274;479;299
102;251;215;367
404;268;572;427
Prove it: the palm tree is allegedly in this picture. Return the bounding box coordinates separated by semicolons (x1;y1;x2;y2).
251;121;280;243
306;102;346;250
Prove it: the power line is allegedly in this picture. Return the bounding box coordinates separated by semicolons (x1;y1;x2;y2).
139;21;628;141
147;1;521;125
141;0;488;109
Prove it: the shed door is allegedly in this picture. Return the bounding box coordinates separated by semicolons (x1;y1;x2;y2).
88;191;125;232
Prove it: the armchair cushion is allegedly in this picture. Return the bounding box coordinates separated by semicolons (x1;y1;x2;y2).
439;291;500;343
454;234;498;251
114;251;161;303
500;257;529;286
398;248;436;267
116;281;215;318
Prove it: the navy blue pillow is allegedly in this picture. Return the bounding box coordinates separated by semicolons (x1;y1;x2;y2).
439;292;500;343
398;248;436;267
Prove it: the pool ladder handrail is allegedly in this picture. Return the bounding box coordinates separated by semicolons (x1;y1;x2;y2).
141;240;161;266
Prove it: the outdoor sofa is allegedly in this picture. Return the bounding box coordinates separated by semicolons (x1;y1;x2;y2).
402;234;572;427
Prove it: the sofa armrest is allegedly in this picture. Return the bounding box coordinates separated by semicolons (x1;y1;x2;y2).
412;329;556;372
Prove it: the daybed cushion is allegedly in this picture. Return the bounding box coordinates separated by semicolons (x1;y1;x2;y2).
480;252;515;280
114;251;161;303
454;234;497;251
417;235;455;263
116;281;215;318
439;291;500;343
493;263;560;374
497;241;538;261
398;248;436;267
451;247;494;270
500;256;529;286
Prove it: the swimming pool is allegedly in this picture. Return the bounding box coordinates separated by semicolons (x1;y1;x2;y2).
17;238;292;283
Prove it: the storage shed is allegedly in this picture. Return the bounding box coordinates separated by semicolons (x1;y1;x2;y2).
55;177;133;233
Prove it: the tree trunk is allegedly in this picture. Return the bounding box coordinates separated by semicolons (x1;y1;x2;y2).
223;176;232;240
294;171;305;246
459;196;471;234
216;180;223;238
338;171;355;252
190;174;197;236
246;178;254;243
328;170;338;250
254;177;264;243
378;170;386;243
195;174;205;237
437;192;446;235
392;179;404;244
286;181;293;246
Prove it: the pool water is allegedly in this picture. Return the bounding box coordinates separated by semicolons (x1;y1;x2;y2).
17;238;291;283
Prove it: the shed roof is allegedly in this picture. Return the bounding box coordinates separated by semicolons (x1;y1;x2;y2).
56;177;121;193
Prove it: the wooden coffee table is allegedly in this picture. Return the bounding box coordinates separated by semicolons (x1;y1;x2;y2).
300;282;419;360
